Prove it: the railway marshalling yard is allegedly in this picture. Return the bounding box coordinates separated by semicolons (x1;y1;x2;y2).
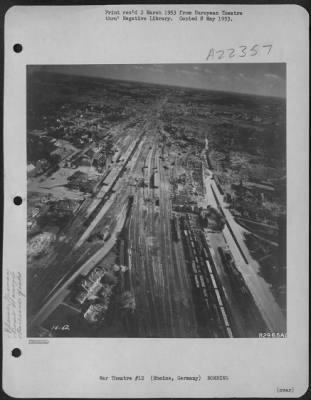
27;74;286;338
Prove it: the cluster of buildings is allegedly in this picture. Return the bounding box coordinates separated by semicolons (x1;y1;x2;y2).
199;206;225;231
27;193;53;230
27;206;41;230
27;158;51;177
74;266;118;323
230;180;279;219
75;268;104;304
66;170;99;193
27;198;81;232
171;155;204;209
188;158;204;197
28;130;76;177
210;110;263;123
172;176;195;208
49;199;81;217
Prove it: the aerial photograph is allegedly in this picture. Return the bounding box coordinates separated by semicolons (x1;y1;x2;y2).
27;63;286;338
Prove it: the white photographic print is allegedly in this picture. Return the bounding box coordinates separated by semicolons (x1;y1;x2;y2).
26;64;287;340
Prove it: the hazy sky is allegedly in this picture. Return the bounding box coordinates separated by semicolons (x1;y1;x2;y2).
35;64;286;98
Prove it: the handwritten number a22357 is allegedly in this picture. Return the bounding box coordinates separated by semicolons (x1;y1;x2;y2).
206;44;272;61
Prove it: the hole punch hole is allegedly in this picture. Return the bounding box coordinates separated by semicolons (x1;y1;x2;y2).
12;348;22;358
13;43;23;53
13;196;23;206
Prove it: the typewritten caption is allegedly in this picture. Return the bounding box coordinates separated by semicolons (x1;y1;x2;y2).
104;8;273;61
99;375;229;382
104;8;243;23
3;269;25;339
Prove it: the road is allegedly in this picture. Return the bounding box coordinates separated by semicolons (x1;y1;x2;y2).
202;160;286;333
29;197;129;330
204;230;263;337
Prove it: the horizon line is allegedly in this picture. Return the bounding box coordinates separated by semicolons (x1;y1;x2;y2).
29;67;286;100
